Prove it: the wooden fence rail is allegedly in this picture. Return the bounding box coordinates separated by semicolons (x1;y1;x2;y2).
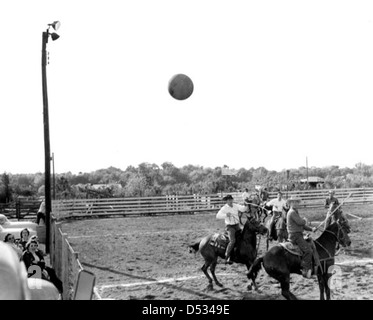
50;215;100;300
52;187;373;220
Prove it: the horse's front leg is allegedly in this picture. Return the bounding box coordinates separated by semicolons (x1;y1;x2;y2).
317;273;325;300
246;263;257;291
201;262;214;290
324;273;332;300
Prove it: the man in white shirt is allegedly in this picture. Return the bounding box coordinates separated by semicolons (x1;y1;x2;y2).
216;194;249;264
37;199;46;225
266;191;288;240
242;188;251;203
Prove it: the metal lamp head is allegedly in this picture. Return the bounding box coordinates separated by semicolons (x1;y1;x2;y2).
50;33;60;41
48;21;61;31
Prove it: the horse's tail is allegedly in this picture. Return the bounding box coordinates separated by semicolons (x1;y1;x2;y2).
188;241;201;254
247;256;263;281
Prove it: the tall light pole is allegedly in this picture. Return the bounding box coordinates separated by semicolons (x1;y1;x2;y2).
42;21;60;253
52;152;56;200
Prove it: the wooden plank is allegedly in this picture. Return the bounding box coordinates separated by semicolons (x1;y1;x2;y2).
51;188;373;220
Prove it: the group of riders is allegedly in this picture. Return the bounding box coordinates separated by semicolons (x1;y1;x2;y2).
216;188;349;279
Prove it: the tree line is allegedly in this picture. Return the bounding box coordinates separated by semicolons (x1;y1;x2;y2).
1;162;373;202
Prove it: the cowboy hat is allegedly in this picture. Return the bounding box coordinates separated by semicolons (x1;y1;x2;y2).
222;195;234;201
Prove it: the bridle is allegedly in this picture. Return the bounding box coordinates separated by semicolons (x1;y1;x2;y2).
314;221;348;269
244;217;267;254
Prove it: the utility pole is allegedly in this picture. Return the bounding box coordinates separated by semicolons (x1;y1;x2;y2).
41;21;60;254
52;152;56;200
42;30;51;253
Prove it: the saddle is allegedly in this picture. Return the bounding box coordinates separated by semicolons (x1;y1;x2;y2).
209;230;242;251
279;236;320;273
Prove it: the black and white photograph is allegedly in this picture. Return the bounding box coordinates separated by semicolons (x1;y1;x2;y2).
0;0;372;304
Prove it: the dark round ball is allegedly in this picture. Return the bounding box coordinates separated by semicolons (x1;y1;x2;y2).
168;74;194;100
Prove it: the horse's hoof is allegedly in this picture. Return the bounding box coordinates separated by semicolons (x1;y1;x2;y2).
216;282;223;287
206;284;213;291
247;284;252;291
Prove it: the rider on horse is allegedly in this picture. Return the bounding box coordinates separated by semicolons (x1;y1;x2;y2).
259;187;269;203
324;189;350;233
266;191;288;240
216;194;249;264
286;196;317;279
242;188;251;203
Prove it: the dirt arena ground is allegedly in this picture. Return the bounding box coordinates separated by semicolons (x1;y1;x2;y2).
61;204;373;300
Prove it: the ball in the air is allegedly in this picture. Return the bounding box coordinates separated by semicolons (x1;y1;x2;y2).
168;74;194;100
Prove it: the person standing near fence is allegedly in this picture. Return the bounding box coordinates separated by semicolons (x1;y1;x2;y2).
36;198;46;225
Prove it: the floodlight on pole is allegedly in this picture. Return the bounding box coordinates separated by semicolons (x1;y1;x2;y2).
41;20;60;254
48;21;61;31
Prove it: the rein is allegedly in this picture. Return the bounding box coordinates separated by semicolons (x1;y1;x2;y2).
255;233;261;255
314;224;344;270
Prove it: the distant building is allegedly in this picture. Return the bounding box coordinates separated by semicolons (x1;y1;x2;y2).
90;183;122;190
300;176;325;189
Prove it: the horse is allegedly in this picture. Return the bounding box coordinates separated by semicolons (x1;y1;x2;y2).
244;193;271;222
189;217;268;291
247;219;351;300
265;206;289;251
257;202;272;223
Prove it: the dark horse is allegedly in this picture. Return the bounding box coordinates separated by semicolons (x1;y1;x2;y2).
257;202;273;223
244;194;272;223
189;217;268;290
247;219;351;300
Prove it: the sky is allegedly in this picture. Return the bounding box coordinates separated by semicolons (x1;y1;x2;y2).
1;0;372;175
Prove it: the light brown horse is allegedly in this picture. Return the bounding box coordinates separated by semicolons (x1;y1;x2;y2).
189;217;267;290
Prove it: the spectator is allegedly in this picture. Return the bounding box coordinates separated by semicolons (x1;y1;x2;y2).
22;239;63;294
19;228;30;252
3;233;23;259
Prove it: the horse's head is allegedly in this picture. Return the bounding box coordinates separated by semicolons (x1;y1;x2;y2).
245;217;268;235
327;219;351;247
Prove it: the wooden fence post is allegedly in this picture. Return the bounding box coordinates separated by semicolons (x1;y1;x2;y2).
16;199;20;220
61;232;69;300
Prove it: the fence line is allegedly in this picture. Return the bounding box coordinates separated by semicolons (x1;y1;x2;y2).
52;187;373;219
50;215;100;300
